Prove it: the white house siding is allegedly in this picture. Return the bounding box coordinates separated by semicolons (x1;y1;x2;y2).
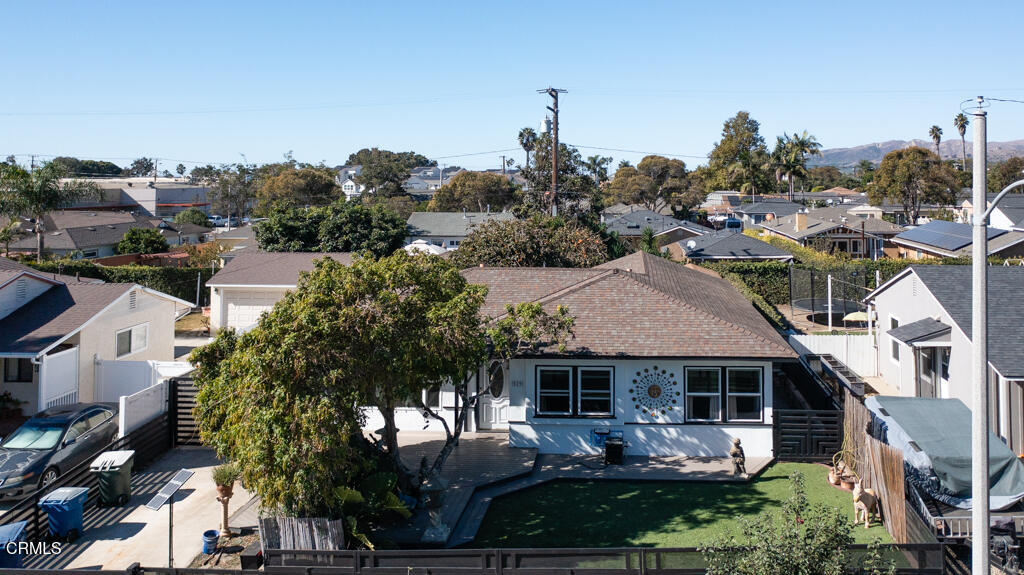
210;287;290;331
506;357;775;458
70;290;177;404
0;276;53;320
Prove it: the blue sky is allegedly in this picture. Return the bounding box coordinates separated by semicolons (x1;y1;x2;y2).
2;0;1023;171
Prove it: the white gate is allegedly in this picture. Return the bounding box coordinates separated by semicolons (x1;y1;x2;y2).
788;334;877;377
119;380;168;437
95;359;193;402
39;347;79;409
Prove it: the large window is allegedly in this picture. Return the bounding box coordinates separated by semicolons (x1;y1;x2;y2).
536;366;613;417
727;368;763;421
685;368;721;422
686;367;765;423
115;324;148;358
3;358;32;383
889;316;900;362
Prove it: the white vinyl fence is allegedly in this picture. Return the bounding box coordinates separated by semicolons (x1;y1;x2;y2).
119;380;168;437
39;347;79;408
95;359;193;402
788;334;877;378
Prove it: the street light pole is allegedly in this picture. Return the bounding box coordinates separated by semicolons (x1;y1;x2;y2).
970;97;989;575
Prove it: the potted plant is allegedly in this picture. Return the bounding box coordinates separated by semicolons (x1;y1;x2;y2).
0;391;25;418
212;463;241;537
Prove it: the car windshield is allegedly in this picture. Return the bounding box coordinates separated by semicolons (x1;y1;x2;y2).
1;422;65;450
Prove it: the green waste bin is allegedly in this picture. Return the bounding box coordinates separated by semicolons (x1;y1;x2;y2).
89;450;134;506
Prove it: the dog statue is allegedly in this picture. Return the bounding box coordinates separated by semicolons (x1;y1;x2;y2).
852;482;881;529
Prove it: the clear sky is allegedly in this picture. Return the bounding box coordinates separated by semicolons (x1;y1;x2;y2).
2;0;1023;171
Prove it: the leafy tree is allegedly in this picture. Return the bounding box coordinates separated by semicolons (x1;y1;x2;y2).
517;133;594;218
700;471;895;575
125;157;156;177
173;207;211;227
184;241;224;267
582;155;613;187
856;160;876;187
209;163;257;219
176;163;187;177
428;171;518;212
0;218;24;257
257;165;341;209
256;200;406;257
451;215;608;268
705;111;771;195
928;125;943;159
606;155;688;212
987;156;1024;195
518;127;538;169
0;163;98;261
3;156;15;166
346;148;433;170
117;227;169;255
50;157;123;177
953;113;969;171
767;131;822;201
189;164;221;185
638;227;662;256
870;147;958;224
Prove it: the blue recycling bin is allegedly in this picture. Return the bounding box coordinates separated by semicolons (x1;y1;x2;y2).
0;521;27;568
37;487;89;542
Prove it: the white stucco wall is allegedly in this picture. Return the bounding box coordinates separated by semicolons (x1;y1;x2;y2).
0;275;53;320
506;357;775;458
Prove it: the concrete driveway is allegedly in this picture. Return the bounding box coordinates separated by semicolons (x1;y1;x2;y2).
23;446;251;570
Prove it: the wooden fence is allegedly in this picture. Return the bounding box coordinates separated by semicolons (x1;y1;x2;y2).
170;376;202;446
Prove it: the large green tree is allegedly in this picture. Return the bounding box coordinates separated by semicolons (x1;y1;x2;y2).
256;200;406;256
517;133;594;217
518;127;538;169
451;215;608;268
767;131;823;201
0;163;98;261
117;227;170;255
125;157;156;177
705;111;771;195
257;165;341;209
428;171;518;212
605;155;688;212
173;207;211;227
49;157;123;177
208;163;258;219
987;156;1024;195
870;147;958;224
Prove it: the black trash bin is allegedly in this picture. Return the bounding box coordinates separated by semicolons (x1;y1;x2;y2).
604;437;624;465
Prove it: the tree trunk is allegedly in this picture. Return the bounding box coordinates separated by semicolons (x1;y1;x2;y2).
35;223;43;262
961;137;967;172
380;405;417;495
428;373;474;478
788;175;795;202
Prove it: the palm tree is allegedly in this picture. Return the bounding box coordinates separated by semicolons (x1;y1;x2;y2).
778;131;822;201
929;125;943;159
0;163;98;261
953;114;969;171
0;219;23;257
583;155;612;188
518;127;538;169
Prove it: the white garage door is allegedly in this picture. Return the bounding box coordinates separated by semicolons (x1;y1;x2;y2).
225;289;285;330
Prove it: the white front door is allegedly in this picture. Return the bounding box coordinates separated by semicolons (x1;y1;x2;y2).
478;362;509;430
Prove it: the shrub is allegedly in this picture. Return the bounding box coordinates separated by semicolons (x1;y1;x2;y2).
27;260;215;305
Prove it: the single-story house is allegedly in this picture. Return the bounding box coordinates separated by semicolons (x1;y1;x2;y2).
890;219;1024;260
212;224;259;265
206;252;353;332
8;212;210;259
760;211;887;258
445;252;797;458
405;211;515;250
864;265;1024;454
731;200;804;229
666;230;794;263
601;209;713;246
0;257;192;414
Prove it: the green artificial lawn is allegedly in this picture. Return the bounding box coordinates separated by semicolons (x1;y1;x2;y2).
472;462;892;548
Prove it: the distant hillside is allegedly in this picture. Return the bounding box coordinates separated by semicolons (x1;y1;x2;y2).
810;139;1024;169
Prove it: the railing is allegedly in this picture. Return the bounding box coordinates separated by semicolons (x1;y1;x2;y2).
0;413;172;541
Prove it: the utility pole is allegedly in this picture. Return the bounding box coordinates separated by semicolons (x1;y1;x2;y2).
500;155;507;175
970;95;990;575
538;87;566;216
29;155;35;173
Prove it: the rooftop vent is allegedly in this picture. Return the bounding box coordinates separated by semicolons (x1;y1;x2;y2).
87;227;96;231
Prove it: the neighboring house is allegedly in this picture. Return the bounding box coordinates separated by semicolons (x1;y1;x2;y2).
890;220;1024;260
864;266;1024;454
666;230;794;263
212;224;259;265
760;211;887;258
405;166;462;192
957;193;1024;231
206;252;353;332
0;257;191;414
601;209;713;246
66;177;210;218
731;200;804;229
448;252;797;458
7;212;210;259
335;165;367;200
405;211;516;250
806;206;904;256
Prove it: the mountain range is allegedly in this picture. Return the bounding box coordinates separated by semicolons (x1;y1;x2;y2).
810;139;1024;169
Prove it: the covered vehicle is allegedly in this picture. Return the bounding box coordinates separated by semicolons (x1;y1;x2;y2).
865;396;1024;511
0;403;119;498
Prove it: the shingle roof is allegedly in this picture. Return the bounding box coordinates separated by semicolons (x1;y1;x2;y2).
0;283;132;354
602;210;712;237
463;252;794;359
406;211;515;238
886;317;951;344
206;252;354;287
806;207;904;235
760;213;842;240
910;266;1024;377
0;257;100;285
676;231;794;261
732;200;804;217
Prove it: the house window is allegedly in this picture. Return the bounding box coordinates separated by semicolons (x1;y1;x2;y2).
537;368;572;415
578;368;613;415
940;348;950;380
448;240;460;247
115;323;148;358
727;368;763;421
3;358;33;383
685;368;721;422
82;250;98;259
889;316;900;362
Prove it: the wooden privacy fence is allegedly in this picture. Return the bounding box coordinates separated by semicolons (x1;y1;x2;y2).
170;376;202;446
773;409;843;461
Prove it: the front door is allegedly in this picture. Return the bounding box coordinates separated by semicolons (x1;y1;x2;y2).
917;348;937;398
478;362;509;430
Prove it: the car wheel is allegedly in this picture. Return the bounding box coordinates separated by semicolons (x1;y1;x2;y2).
39;467;59;490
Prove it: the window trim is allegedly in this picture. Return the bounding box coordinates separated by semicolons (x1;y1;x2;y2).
726;367;764;423
536;366;573;416
4;358;33;383
888;314;901;365
534;365;615;418
115;323;149;359
577;367;614;417
685;367;723;423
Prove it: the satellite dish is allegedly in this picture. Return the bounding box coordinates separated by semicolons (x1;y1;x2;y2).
686;240;697;250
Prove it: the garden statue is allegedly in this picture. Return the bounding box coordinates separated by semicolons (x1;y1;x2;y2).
420;472;450;544
729;437;748;478
212;463;241;537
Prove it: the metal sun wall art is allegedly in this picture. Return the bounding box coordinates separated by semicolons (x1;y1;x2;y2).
630;366;680;416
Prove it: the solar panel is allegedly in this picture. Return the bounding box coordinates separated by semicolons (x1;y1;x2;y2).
145;468;194;511
897;220;1005;252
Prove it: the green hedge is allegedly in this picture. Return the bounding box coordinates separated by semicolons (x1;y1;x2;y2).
717;270;791;331
27;261;214;306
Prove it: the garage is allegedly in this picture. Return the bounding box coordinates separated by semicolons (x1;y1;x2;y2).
223;289;287;330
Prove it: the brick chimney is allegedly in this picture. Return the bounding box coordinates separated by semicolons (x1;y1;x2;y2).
794;212;807;232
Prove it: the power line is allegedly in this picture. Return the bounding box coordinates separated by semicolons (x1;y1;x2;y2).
565;143;708;160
